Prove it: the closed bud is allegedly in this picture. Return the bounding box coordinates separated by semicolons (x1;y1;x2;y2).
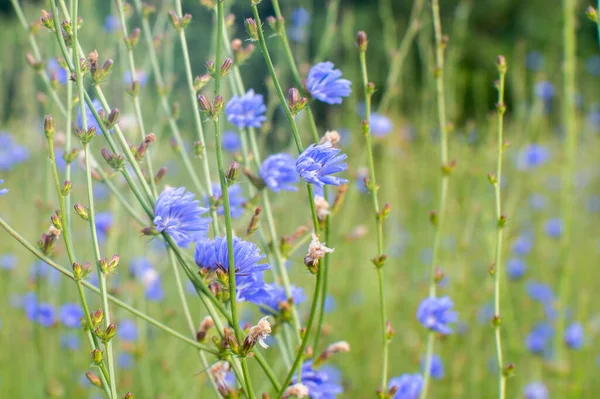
85;371;102;388
168;10;180;31
366;82;375;95
356;31;368;52
61;180;72;197
213;95;224;116
155;167;167;184
108;254;120;273
496;55;507;74
90;309;104;328
587;6;599;23
247;206;262;237
198;95;211;112
429;210;438;226
503;363;516;377
74;203;89;220
44;115;55;139
245;18;259;41
288;88;308;116
104;323;117;341
40;10;55;31
91;349;103;364
498;214;508;228
220;58;233;77
205;60;216;76
50;212;63;231
487;173;497;185
107;108;120;128
441;160;457;176
361;119;370;135
180;14;192;29
226;161;240;186
123;393;134;399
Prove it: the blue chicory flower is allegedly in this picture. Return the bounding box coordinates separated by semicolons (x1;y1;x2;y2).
223;130;242;152
416;296;458;335
565;322;584;350
260;283;306;315
29;303;56;327
119;319;138;342
516;144;550;170
544;218;562;238
0;132;29;171
60;332;81;350
420;355;444;380
526;323;553;355
118;352;134;369
296;141;348;187
123;70;148;87
225;89;267;129
207;183;247;219
288;8;310;43
154;187;211;248
47;58;68;85
534;81;555;101
370;113;394;137
0;254;16;270
529;193;547;210
77;99;104;133
526;281;554;305
104;15;120;32
59;303;84;328
507;258;527;280
388;373;423;399
524;382;549;399
306;62;352;105
511;234;533;256
260;153;300;192
291;361;343;398
95;212;113;243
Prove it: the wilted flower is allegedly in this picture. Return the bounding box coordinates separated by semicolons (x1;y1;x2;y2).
244;316;272;350
524;382;548;399
154;187;211;248
420;354;444;380
225;89;266;128
306;62;351;105
565;322;584;349
283;383;309;399
296;141;348;187
304;234;334;267
77;99;105;133
416;296;458;335
260;153;299;192
388;373;423;399
59;303;83;328
290;361;343;398
0;132;29;171
314;195;330;221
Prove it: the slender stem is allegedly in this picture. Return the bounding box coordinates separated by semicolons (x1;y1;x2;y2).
420;1;451;398
313;0;341;62
492;57;508;399
358;43;389;392
555;0;577;368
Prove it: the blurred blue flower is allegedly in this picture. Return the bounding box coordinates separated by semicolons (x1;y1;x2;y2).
524;382;548;399
77;99;104;133
59;303;83;328
507;258;526;280
511;234;533;256
565;322;584;349
0;254;16;270
477;302;494;325
586;55;600;76
260;283;306;315
306;62;352;105
526;323;553;355
587;195;600;213
296;141;348;187
207;183;247;219
587;107;600;131
119;319;138;342
223;130;242;152
420;355;444;380
529;193;547;210
260;153;299;192
291;361;343;398
225;89;266;129
28;302;56;327
104;15;120;32
0;132;29;171
47;58;68;85
370;113;393;137
526;281;554;304
154;187;211;248
60;332;81;350
516;144;550;170
388;373;423;399
94;184;109;200
118;352;134;369
0;180;7;196
123;70;148;87
288;8;310;43
30;260;61;285
544;218;562;238
236;273;270;305
95;212;113;243
324;295;337;313
417;296;458;335
526;51;544;71
534;81;555;101
129;257;164;302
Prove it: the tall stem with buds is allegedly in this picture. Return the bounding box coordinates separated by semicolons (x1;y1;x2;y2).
420;0;451;398
491;55;508;399
357;31;391;394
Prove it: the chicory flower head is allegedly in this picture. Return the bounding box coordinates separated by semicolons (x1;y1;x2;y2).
59;303;84;328
77;99;105;133
206;183;247;219
370;113;394;137
260;153;300;192
516;144;550;170
388;373;423;399
291;361;343;399
524;382;549;399
420;355;444;380
526;322;553;355
154;187;211;248
260;283;306;315
565;322;584;350
223;130;242;152
416;296;458;335
296;141;348;187
306;62;352;105
225;89;267;129
0;132;29;171
47;58;68;85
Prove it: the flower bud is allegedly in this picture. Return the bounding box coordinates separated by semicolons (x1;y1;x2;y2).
220;58;233;77
245;18;259;41
196;316;214;342
198;95;211;113
85;371;102;388
123;393;134;399
104;323;117;342
587;6;599;22
44;115;55;139
61;180;72;197
496;55;507;74
107;108;120;129
50;212;63;231
155;167;167;184
74;203;89;220
91;349;103;364
226;161;240;186
356;31;368;52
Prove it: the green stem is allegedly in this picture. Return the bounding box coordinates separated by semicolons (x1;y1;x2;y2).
313;0;341;62
420;1;451;398
492;59;508;399
555;0;577;369
358;45;389;392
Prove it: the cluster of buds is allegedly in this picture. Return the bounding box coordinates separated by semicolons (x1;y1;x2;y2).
75;127;97;145
72;261;92;280
231;39;255;65
95;322;117;344
98;254;120;275
89;50;113;84
198;95;224;120
101;148;126;170
89;309;104;331
168;10;192;32
206;58;233;79
50;210;64;231
245;18;259;41
288;88;308;116
196;316;214;342
124;28;141;50
38;224;61;256
61;180;72;197
266;16;284;36
313;341;351;367
280;226;309;257
40;10;55;31
131;133;157;161
60;17;83;47
304;234;334;274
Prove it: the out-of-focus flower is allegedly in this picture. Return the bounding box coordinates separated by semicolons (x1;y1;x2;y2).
223;130;242;152
524;382;548;399
565;322;584;349
59;303;83;328
370;113;393;137
119;319;138;342
586;55;600;76
306;62;351;105
288;8;310;43
0;180;7;196
154;187;211;248
296;141;348;187
507;258;526;280
0;132;29;171
388;373;423;399
526;281;554;305
516;144;550;170
95;212;113;243
290;361;343;398
534;81;555;101
260;153;299;192
206;183;247;219
104;15;120;32
526;51;544;71
123;70;148;87
60;332;81;350
47;58;68;85
260;283;306;315
544;218;562;238
225;89;266;129
511;234;533;256
77;99;104;133
526;323;553;355
0;254;16;270
420;355;444;380
416;296;458;335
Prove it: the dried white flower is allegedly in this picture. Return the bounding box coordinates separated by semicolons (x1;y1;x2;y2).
314;195;330;221
246;316;272;349
283;383;309;398
305;233;334;266
319;130;341;146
